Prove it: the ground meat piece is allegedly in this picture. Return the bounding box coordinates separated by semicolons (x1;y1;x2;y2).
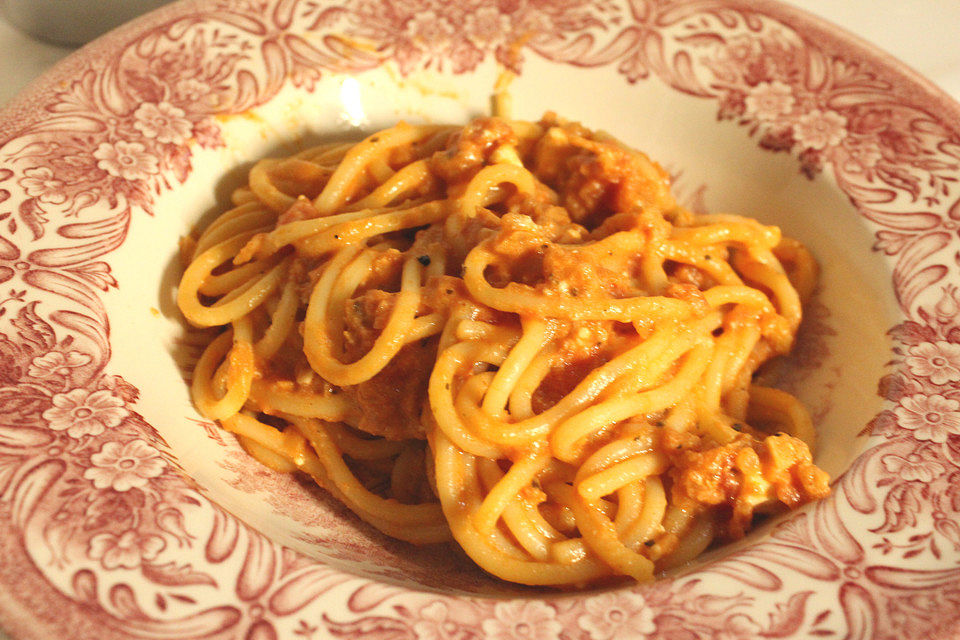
532;348;606;414
763;433;831;507
668;432;830;539
421;276;470;316
278;196;322;224
361;250;404;294
672;444;743;505
439;206;500;270
340;288;435;440
531;116;675;229
480;214;647;300
664;283;710;316
531;322;632;413
669;264;717;290
343;339;436;440
557;142;673;228
430;117;518;184
506;194;585;244
342;290;398;355
539;242;640;299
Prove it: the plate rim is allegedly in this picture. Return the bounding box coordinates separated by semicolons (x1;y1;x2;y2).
1;0;959;638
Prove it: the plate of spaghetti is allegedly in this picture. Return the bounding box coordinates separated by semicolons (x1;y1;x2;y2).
1;0;959;638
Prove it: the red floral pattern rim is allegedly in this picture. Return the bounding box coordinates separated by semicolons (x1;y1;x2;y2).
1;1;960;638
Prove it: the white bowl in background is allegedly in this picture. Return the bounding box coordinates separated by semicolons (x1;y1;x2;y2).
1;0;171;46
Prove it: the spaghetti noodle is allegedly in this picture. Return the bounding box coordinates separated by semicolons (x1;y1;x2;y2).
178;112;830;586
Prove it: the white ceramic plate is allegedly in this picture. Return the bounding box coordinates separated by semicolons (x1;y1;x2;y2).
1;0;958;637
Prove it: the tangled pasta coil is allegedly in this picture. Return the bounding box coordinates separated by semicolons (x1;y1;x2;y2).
178;112;830;586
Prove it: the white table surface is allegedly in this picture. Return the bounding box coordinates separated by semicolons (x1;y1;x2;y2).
1;1;960;107
0;2;958;639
